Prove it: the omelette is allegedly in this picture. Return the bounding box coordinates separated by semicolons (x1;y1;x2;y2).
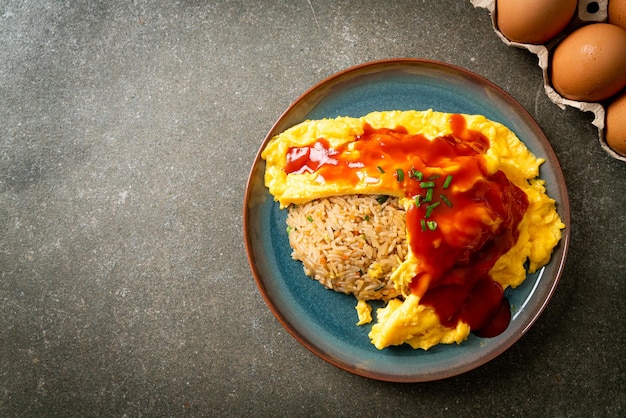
261;110;564;350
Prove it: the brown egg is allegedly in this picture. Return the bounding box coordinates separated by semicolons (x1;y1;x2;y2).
550;23;626;102
609;0;626;31
496;0;577;44
605;90;626;157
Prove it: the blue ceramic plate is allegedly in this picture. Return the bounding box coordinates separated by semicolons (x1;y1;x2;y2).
244;59;570;382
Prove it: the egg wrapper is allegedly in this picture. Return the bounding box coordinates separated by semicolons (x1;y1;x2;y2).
471;0;624;162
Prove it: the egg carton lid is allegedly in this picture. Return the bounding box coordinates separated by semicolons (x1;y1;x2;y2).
471;0;624;162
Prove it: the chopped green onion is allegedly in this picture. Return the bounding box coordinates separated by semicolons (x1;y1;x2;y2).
428;174;440;181
395;168;404;182
377;166;385;173
364;215;370;221
376;195;389;204
419;181;435;188
424;188;434;203
443;174;453;189
425;201;440;218
415;194;422;206
408;168;423;181
306;215;314;222
427;220;438;231
420;219;427;231
286;226;292;234
440;194;452;207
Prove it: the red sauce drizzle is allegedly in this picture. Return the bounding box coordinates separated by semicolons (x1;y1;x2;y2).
285;114;529;337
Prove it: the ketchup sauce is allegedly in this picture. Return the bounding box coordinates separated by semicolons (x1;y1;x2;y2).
285;114;529;337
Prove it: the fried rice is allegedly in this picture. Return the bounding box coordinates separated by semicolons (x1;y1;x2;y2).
286;195;407;301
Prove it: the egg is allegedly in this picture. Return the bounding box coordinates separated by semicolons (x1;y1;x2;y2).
605;90;626;157
369;293;470;350
262;111;542;208
496;0;577;44
609;0;626;31
355;299;372;326
550;23;626;102
263;111;565;350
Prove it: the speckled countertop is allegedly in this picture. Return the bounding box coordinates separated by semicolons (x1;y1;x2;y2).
1;1;624;416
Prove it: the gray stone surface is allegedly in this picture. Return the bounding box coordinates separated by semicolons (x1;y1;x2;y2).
1;0;624;416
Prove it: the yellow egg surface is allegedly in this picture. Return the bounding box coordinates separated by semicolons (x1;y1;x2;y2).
262;110;565;350
262;110;541;208
355;299;372;326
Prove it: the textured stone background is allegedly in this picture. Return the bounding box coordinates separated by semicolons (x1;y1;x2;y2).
1;1;624;416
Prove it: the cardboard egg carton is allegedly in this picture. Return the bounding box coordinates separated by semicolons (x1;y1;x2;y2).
471;0;625;162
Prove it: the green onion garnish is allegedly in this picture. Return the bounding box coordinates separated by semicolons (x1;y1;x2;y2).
440;194;452;207
427;220;438;231
428;174;440;181
306;215;314;222
420;219;427;231
420;181;435;188
377;166;385;173
396;168;404;182
443;174;453;189
408;169;423;181
424;188;434;203
376;195;389;204
286;226;292;234
425;201;440;218
415;194;422;206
